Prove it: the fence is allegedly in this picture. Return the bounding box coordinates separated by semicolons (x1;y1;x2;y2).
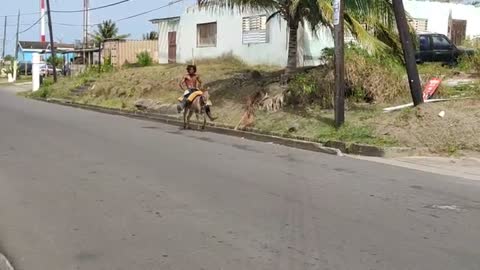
103;40;158;67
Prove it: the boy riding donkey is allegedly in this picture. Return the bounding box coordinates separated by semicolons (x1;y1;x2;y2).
177;65;216;122
178;65;202;113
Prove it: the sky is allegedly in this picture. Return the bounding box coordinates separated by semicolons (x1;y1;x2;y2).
1;0;195;56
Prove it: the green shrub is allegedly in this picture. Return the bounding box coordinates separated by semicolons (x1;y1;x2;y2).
136;51;153;67
458;49;480;74
287;71;334;108
47;56;64;67
287;45;407;108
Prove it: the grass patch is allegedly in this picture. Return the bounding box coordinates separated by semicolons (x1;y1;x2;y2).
254;107;397;146
27;69;101;100
437;83;480;98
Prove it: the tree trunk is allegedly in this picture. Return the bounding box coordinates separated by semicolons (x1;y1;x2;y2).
285;19;299;80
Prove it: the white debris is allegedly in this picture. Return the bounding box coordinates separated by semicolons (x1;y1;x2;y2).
438;111;446;118
430;204;460;211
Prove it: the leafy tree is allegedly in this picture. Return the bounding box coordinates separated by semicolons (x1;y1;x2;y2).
199;0;399;76
3;55;14;62
47;56;64;67
91;20;130;45
143;31;159;40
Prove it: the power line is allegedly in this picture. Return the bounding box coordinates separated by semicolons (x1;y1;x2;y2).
19;14;45;34
51;0;130;13
0;24;32;27
4;12;39;18
13;0;182;37
1;0;131;17
52;0;183;27
116;0;183;22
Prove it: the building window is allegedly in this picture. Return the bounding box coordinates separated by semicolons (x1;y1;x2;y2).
242;15;268;44
410;18;428;32
197;22;217;47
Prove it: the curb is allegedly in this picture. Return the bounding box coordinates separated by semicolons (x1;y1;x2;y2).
0;253;14;270
35;97;418;157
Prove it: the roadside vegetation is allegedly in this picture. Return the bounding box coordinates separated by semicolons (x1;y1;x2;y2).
27;42;480;155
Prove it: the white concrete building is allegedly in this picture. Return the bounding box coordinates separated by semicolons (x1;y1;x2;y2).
404;0;480;44
150;6;333;67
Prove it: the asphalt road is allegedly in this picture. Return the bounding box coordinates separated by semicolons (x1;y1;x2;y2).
1;88;480;270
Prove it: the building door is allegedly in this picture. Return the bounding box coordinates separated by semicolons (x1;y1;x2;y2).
450;19;467;46
168;32;177;63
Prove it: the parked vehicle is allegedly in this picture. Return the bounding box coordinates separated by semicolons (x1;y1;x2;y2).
47;64;55;76
47;64;63;76
416;33;475;64
39;64;48;77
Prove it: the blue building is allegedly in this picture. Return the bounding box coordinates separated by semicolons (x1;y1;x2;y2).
17;41;76;63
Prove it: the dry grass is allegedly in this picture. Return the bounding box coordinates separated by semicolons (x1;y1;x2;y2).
77;57;279;110
376;99;480;154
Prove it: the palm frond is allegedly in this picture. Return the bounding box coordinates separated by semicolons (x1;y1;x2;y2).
198;0;278;12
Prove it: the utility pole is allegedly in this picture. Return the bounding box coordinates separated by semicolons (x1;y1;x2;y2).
14;11;20;60
83;0;90;65
333;0;345;127
14;11;20;81
46;0;57;82
2;16;7;60
392;0;423;106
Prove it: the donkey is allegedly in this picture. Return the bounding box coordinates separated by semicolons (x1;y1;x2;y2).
183;90;216;130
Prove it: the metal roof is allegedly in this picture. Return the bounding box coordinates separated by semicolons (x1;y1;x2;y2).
18;41;75;50
149;16;180;23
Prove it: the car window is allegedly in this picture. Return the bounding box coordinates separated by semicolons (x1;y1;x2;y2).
432;35;452;50
419;36;430;50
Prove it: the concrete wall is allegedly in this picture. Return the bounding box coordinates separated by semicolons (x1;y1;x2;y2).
404;1;480;39
179;8;289;66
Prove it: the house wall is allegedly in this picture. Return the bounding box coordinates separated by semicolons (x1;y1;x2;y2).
178;8;289;66
404;1;480;39
18;50;38;63
18;49;75;64
155;7;334;67
300;23;334;67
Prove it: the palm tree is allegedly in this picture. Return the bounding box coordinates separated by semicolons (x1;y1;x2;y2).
91;20;129;45
143;31;159;40
199;0;399;75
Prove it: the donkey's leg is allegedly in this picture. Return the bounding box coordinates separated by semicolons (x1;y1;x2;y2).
187;111;194;129
202;113;207;130
183;109;188;129
195;113;201;130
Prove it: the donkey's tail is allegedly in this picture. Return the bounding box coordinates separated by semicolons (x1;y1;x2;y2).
205;105;217;121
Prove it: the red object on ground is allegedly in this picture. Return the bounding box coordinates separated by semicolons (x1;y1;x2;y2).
423;78;442;100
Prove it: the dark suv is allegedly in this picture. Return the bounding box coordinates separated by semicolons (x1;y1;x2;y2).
416;33;475;64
